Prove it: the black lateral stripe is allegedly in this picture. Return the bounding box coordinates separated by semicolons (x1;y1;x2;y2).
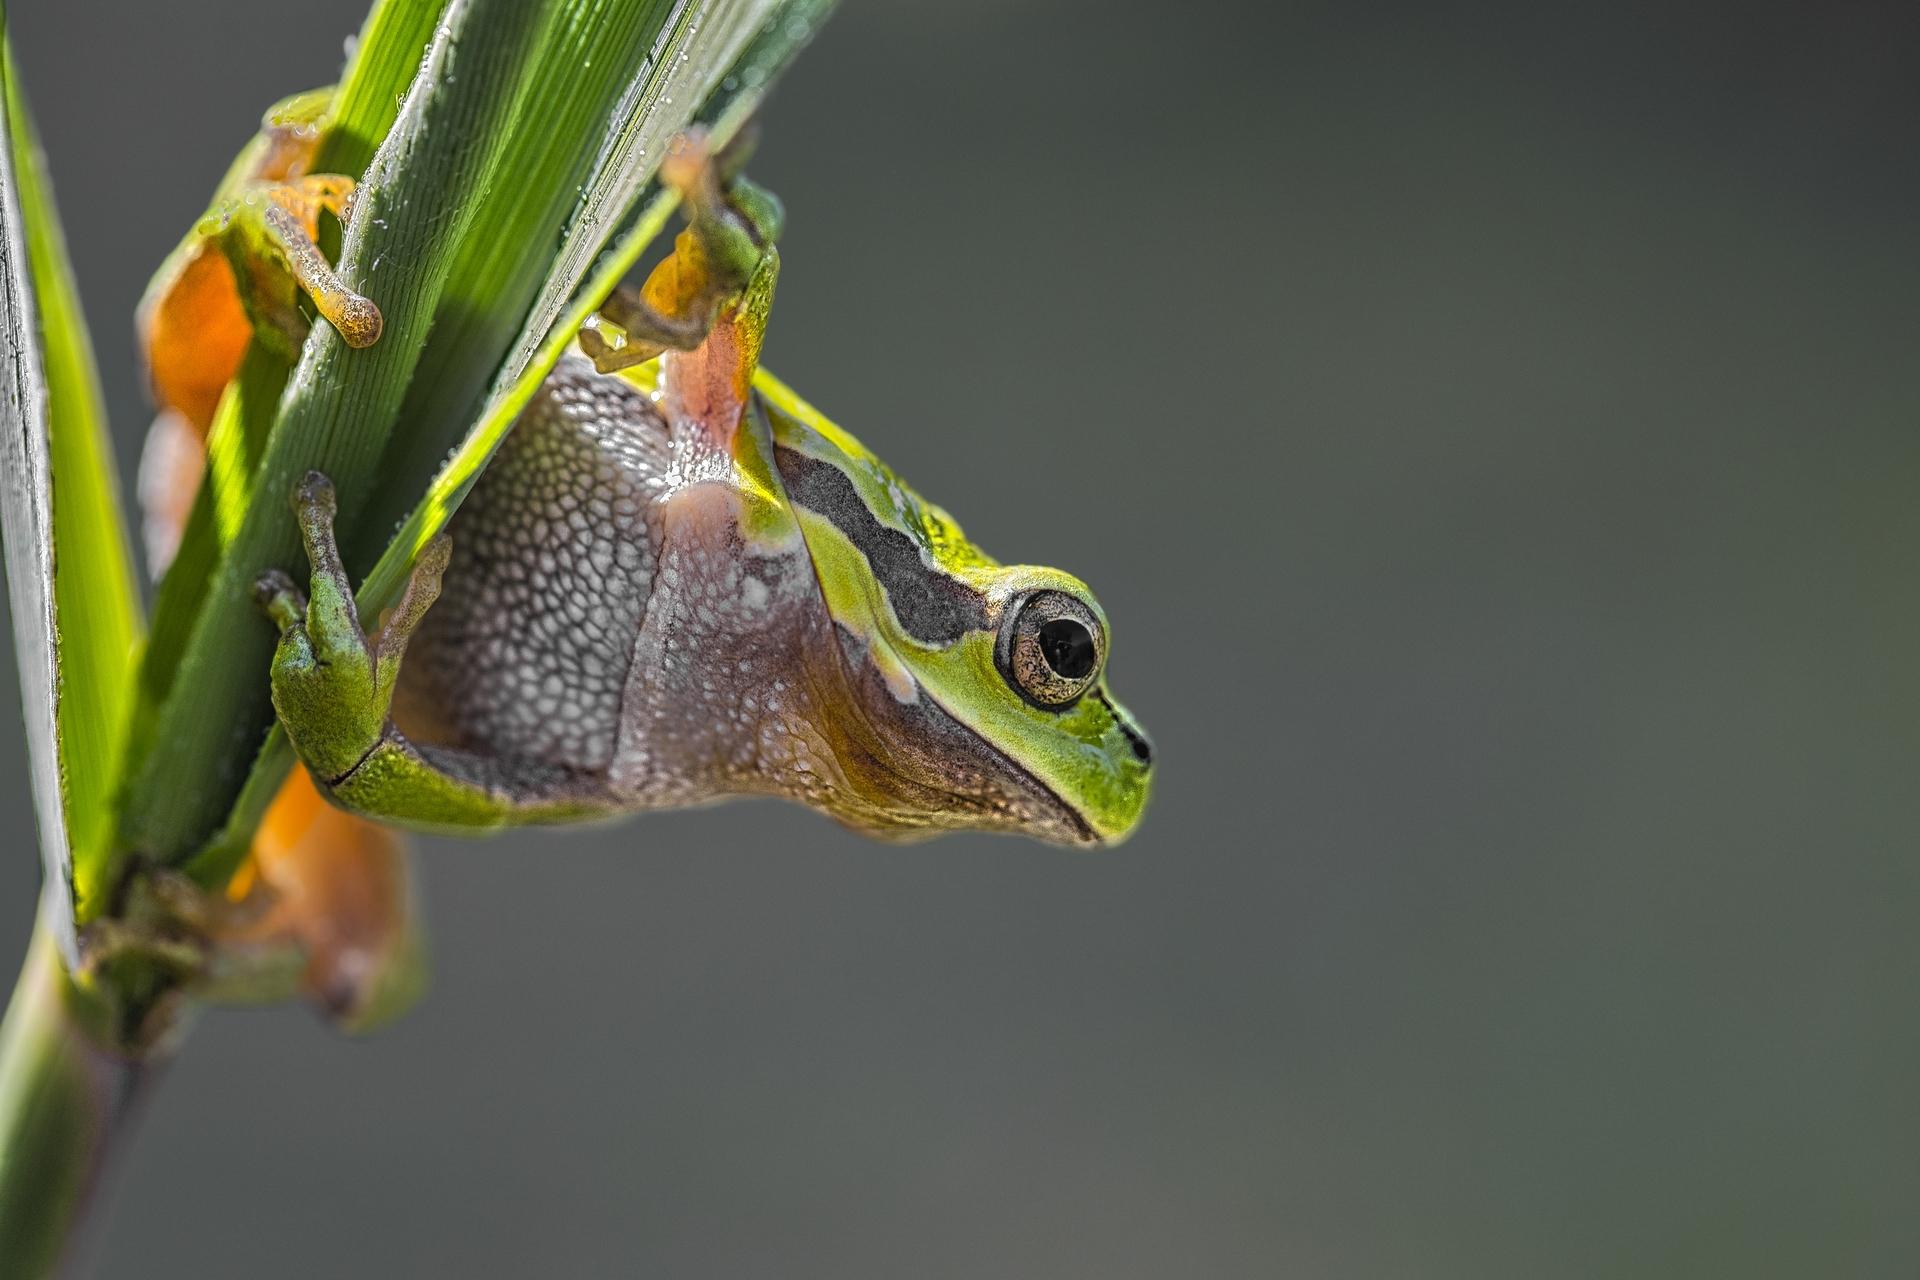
775;446;988;645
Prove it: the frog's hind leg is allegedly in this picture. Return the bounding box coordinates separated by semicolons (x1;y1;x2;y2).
258;474;616;833
579;129;784;375
259;469;462;787
261;176;383;348
214;173;383;358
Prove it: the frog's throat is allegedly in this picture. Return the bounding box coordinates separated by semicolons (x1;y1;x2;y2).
801;620;1102;846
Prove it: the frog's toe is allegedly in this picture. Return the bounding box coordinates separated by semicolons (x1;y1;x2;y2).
331;293;383;348
286;470;360;644
373;533;450;684
258;182;383;350
254;568;308;632
292;469;336;520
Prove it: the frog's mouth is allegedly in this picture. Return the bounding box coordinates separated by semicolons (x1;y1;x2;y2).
813;619;1102;847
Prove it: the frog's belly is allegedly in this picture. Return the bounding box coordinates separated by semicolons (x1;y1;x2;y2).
400;357;670;772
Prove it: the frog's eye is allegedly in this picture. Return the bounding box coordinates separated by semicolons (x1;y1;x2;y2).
997;590;1105;709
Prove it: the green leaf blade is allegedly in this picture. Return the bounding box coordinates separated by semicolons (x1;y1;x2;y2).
315;0;456;179
0;41;144;955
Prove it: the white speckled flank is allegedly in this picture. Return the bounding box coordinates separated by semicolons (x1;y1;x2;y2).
407;357;670;772
402;354;833;809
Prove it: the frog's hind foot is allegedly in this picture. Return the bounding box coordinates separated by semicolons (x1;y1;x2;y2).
579;128;784;374
256;472;449;784
212;173;383;357
262;176;383;347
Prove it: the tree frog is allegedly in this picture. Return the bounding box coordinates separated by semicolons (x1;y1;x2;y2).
251;137;1154;847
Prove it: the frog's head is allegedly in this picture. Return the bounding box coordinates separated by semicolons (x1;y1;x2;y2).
756;376;1153;847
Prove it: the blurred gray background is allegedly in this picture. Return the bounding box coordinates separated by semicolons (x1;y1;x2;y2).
5;1;1920;1275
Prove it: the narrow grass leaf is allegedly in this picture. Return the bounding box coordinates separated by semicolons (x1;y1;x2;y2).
0;41;143;960
314;0;456;179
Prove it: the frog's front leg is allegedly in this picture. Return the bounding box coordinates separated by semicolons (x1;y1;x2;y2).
578;129;783;377
257;473;614;833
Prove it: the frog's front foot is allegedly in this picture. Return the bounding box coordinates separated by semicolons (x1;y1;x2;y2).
257;472;449;784
579;128;784;373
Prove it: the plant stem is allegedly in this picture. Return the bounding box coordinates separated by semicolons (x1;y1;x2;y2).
0;902;163;1279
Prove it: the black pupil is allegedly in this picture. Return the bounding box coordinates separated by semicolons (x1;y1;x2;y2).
1037;618;1096;680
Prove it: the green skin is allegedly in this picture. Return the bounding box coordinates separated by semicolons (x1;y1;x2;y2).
258;164;1153;848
